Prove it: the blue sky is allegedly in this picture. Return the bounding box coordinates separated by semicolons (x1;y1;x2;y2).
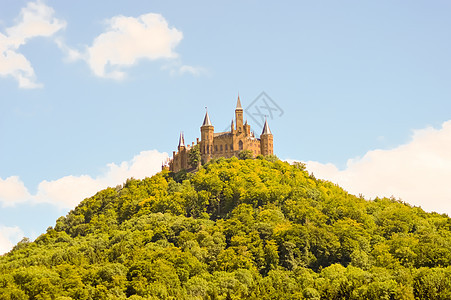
1;0;451;253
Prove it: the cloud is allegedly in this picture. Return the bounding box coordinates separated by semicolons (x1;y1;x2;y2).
296;120;451;216
0;0;66;88
61;13;184;79
0;176;31;206
0;225;25;255
55;37;83;62
177;65;206;76
160;61;207;77
0;150;169;209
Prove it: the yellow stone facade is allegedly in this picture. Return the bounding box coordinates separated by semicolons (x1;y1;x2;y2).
167;96;274;172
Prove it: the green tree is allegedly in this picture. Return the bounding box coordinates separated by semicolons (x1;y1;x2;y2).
2;158;451;298
238;150;253;160
189;145;201;168
264;240;279;273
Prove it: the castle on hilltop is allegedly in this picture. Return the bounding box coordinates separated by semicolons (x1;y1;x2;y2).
166;96;274;172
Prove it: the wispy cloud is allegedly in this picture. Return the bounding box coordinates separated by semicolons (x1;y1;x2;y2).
161;61;208;77
289;120;451;216
0;0;66;88
178;65;207;76
0;150;169;209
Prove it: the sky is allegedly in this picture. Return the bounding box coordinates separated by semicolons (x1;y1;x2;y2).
1;0;451;254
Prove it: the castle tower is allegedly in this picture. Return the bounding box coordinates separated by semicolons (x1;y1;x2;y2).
178;131;185;151
244;119;251;136
260;118;273;156
177;132;188;170
235;95;244;132
200;109;214;162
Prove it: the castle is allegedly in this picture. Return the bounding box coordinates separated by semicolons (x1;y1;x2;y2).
167;96;274;172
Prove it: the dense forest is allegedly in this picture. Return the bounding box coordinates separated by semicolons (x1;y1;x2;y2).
1;156;451;299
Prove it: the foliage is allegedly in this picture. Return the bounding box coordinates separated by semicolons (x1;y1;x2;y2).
1;158;451;299
238;150;253;160
188;145;201;169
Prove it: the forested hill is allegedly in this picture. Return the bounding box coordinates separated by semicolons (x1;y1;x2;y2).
2;157;451;299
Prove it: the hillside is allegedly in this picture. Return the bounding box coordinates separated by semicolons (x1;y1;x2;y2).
1;157;451;299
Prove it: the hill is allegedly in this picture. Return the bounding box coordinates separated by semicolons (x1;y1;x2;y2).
1;157;451;299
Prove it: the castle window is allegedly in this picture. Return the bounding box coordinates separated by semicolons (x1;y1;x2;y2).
220;145;223;152
239;140;243;150
215;145;218;152
230;144;233;150
225;144;228;151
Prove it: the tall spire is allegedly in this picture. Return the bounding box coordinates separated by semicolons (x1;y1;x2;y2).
236;93;243;110
202;107;212;126
261;117;272;135
178;131;185;148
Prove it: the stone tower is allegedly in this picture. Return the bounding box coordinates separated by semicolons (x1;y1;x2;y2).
260;118;273;156
170;132;189;171
235;95;244;132
200;109;214;163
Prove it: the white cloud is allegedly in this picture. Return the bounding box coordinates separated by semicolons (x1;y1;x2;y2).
0;225;24;255
61;13;184;79
0;176;31;206
35;175;105;209
178;65;205;76
0;150;169;209
55;37;83;62
0;0;66;88
297;120;451;216
160;61;207;77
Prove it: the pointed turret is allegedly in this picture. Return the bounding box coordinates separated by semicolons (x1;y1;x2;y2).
244;119;251;136
261;118;272;135
202;108;212;126
260;117;273;156
236;94;243;110
200;107;214;163
235;96;244;131
178;132;185;149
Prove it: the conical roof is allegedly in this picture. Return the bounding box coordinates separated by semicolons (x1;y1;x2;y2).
261;118;272;135
178;132;185;148
236;94;243;110
202;109;212;126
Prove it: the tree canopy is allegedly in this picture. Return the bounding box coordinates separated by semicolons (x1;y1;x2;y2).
1;157;451;299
